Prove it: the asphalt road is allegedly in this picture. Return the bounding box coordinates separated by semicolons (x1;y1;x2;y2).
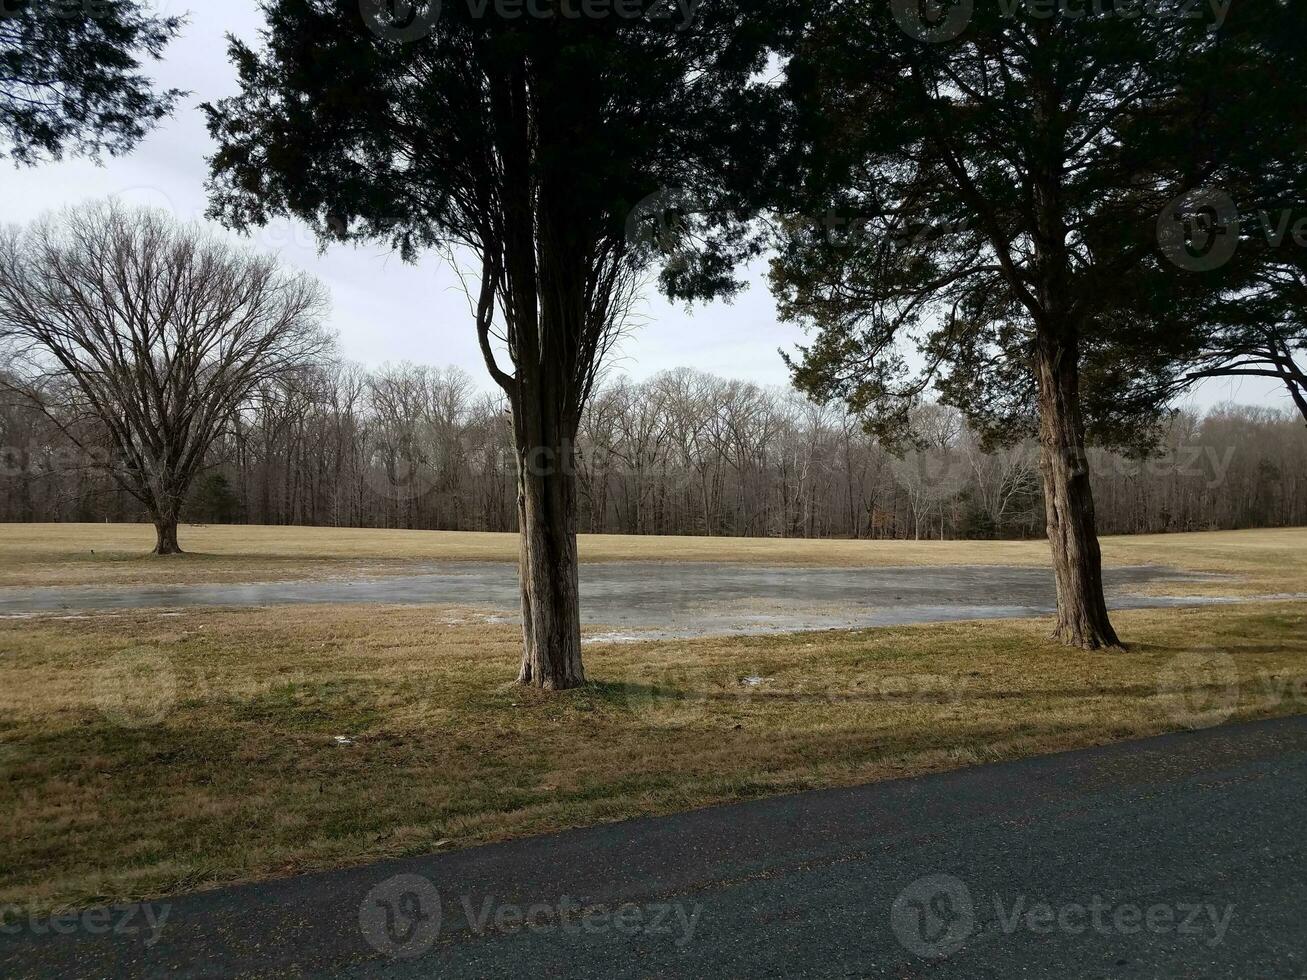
4;716;1306;978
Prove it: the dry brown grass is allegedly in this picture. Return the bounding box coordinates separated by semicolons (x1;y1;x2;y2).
2;599;1305;915
1;522;1305;593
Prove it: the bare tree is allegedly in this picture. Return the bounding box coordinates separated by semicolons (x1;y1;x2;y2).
890;406;965;541
2;355;1304;541
0;202;330;554
962;433;1041;538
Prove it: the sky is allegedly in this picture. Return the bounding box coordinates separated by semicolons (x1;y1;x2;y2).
0;1;1287;413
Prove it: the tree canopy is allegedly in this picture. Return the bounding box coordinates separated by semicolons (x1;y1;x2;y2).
0;0;184;165
775;0;1298;448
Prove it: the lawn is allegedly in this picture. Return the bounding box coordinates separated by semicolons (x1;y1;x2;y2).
2;598;1306;915
1;522;1305;595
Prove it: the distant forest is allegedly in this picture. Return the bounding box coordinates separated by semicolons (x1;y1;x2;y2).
2;365;1304;541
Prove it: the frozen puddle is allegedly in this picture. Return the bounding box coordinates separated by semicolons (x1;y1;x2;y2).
0;562;1242;639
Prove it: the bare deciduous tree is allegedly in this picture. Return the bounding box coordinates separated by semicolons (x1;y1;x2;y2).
0;202;330;554
2;361;1303;542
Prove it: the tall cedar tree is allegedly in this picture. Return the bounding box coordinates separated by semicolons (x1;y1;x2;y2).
0;0;183;165
205;0;781;688
1165;10;1307;428
772;1;1298;649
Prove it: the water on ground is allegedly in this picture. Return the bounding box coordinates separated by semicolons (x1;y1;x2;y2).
0;562;1235;639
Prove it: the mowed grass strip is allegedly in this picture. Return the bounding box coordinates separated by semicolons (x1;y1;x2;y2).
1;523;1305;595
1;600;1305;914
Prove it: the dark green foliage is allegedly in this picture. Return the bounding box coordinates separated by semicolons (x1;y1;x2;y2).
0;0;183;165
204;0;789;304
771;0;1303;451
192;472;242;525
1162;12;1307;425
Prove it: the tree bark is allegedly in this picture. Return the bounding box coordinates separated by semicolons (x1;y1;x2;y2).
1024;78;1120;650
153;516;183;555
1034;333;1121;650
512;390;585;690
1270;341;1307;425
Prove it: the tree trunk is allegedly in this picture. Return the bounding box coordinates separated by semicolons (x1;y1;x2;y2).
512;393;585;690
153;516;183;555
1034;334;1121;650
1025;88;1120;650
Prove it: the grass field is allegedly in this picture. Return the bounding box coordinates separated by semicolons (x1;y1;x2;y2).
1;522;1305;595
1;602;1305;914
0;523;1305;915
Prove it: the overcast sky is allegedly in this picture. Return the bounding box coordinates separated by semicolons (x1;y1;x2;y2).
0;2;1286;413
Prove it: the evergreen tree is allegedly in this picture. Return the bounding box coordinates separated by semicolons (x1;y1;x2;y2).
771;0;1303;648
0;0;183;165
205;0;784;687
193;472;242;525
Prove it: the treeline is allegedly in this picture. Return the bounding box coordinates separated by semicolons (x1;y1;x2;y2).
2;365;1304;540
